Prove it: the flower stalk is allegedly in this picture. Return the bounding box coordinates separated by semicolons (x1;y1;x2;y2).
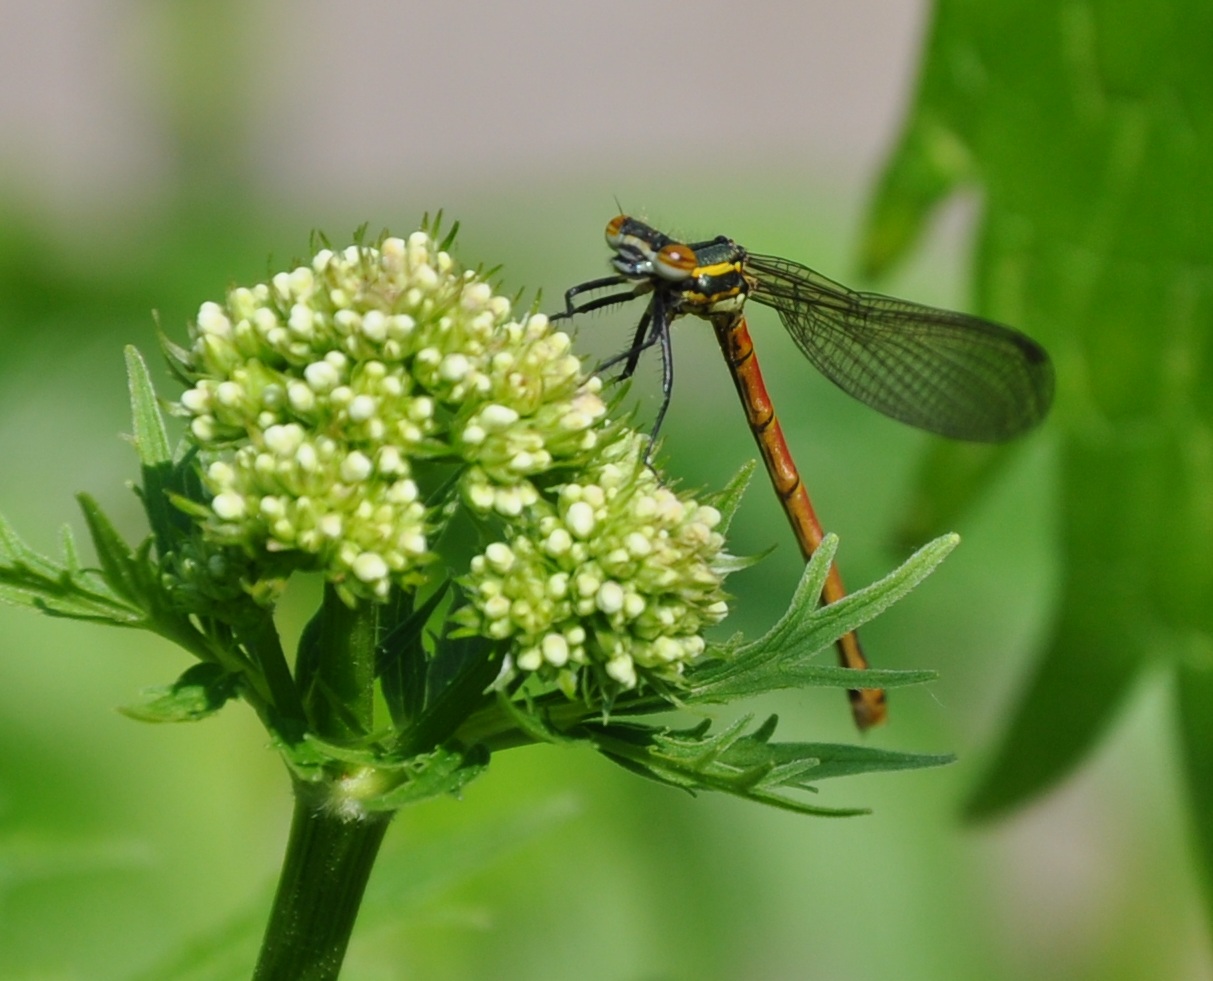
298;585;380;741
253;790;393;981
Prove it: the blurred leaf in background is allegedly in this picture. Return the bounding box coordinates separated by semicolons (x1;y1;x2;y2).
863;0;1213;931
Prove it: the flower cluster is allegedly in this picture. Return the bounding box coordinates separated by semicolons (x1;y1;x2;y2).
174;228;608;600
171;221;734;698
462;436;731;695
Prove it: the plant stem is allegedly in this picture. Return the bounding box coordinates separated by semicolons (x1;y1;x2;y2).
303;584;380;740
253;786;393;980
255;584;388;978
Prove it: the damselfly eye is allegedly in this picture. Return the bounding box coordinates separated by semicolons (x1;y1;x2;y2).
605;215;628;246
653;244;697;281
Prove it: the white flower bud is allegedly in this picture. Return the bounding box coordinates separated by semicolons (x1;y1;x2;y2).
596;581;625;615
541;633;569;666
352;552;388;583
544;528;572;556
304;360;340;391
483;595;510;620
180;388;210;413
212;492;246;520
439;353;470;382
605;656;637;688
287;381;316;412
485;542;515;572
565;501;595;538
340;452;373;482
360;310;387;341
480;403;520;429
196;302;232;337
265;424;305;456
347;394;377;421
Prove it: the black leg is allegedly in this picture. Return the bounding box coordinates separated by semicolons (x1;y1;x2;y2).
649;295;675;444
552;288;646;323
597;302;660;380
554;274;681;462
594;295;677;458
553;274;630;320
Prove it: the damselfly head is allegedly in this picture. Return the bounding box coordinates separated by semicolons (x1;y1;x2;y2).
605;216;670;255
605;216;700;284
606;216;659;280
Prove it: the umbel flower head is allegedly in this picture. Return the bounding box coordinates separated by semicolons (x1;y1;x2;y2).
170;221;734;696
461;433;730;696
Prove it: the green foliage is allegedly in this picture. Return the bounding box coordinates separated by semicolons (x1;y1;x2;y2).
0;340;956;819
688;533;954;702
0;509;144;626
862;0;1213;929
442;534;956;812
119;662;241;723
581;714;951;817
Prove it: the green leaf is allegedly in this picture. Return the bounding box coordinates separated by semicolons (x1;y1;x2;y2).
0;509;145;626
583;714;952;816
490;687;582;747
860;108;973;280
1177;643;1213;931
965;436;1155;819
376;584;449;729
393;626;501;757
890;441;1021;550
125;344;198;556
275;734;490;811
688;533;957;702
295;585;380;741
0;489;262;692
76;493;148;608
125;345;172;467
863;0;1213;854
119;662;240;723
73;493;212;653
363;744;489;811
708;459;757;533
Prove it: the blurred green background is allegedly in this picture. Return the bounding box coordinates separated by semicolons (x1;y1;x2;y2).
1;2;1209;979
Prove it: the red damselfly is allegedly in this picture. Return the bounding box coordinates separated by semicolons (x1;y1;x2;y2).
555;216;1054;729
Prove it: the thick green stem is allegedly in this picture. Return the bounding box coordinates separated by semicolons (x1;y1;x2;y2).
253;787;393;981
255;585;388;978
302;584;380;740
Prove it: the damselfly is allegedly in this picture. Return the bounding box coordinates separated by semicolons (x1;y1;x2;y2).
555;216;1054;729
